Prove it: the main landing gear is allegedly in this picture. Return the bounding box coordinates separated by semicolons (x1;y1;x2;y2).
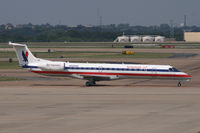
85;79;96;87
177;82;182;87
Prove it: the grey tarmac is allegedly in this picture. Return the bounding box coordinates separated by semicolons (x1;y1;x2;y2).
0;86;200;133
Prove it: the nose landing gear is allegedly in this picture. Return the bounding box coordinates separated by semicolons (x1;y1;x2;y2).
177;82;181;87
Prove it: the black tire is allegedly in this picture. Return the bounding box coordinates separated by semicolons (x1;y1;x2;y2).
86;81;91;87
178;82;181;87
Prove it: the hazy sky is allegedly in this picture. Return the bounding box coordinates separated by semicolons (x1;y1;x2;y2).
0;0;199;26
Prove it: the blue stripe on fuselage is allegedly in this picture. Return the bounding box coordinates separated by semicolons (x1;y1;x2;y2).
22;65;38;68
64;67;179;72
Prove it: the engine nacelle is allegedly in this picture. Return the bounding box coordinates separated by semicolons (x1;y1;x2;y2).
109;75;119;80
38;62;65;71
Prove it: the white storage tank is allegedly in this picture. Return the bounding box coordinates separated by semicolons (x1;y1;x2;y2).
115;35;129;42
142;36;154;42
155;36;165;42
130;36;142;42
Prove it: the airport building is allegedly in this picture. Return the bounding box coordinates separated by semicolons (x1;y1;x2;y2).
184;32;200;42
114;35;165;43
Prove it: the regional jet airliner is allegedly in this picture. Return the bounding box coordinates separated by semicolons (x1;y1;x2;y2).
9;42;191;87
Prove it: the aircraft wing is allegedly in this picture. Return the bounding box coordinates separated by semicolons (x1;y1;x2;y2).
83;75;110;81
80;74;119;81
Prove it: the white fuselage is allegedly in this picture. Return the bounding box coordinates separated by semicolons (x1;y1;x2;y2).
29;61;191;81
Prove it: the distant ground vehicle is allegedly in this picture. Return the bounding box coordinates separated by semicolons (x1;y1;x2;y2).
124;45;134;48
162;45;175;48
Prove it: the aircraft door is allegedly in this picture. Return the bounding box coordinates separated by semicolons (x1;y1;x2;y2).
98;66;103;72
152;67;157;79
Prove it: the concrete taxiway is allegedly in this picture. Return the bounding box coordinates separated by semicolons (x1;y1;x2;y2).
0;86;200;133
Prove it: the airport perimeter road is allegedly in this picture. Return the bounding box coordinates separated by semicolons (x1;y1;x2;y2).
0;86;200;133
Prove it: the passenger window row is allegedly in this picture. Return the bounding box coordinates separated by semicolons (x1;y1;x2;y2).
69;67;149;71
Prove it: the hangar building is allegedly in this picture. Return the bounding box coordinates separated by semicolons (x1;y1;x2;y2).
155;36;165;42
114;35;129;42
130;36;142;42
142;36;154;42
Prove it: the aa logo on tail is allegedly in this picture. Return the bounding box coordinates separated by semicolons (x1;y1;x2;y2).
22;51;29;62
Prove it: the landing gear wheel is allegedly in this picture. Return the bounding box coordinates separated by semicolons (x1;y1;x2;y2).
178;82;181;87
86;81;91;87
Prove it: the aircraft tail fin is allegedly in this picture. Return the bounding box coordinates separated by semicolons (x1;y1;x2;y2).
9;42;37;66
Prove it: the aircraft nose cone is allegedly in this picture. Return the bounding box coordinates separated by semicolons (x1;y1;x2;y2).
185;73;192;80
186;73;192;77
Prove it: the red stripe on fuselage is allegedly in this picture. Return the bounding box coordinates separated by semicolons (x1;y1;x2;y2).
31;71;191;78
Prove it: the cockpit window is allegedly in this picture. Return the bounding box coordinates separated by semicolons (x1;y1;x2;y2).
172;67;179;72
169;67;179;72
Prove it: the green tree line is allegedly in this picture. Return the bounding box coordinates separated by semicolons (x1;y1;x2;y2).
0;23;198;42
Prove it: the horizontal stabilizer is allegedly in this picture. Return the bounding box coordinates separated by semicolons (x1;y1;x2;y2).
9;41;26;47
